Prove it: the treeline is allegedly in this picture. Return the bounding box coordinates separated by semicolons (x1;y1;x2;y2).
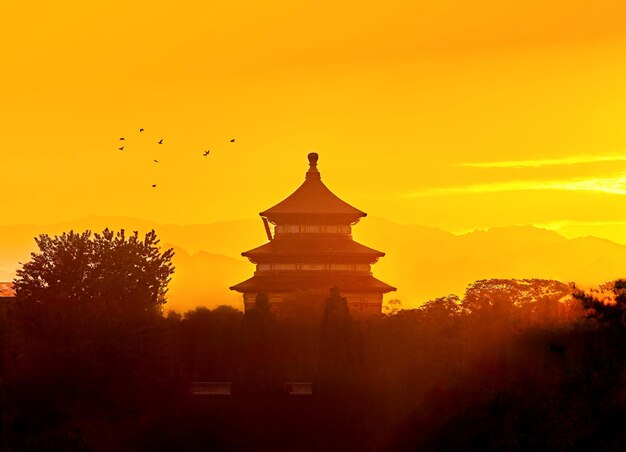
4;277;626;450
3;229;626;450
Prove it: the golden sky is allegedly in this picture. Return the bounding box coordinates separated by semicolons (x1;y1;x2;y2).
3;0;626;243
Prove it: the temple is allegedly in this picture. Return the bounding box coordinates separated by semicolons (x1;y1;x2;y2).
230;153;396;315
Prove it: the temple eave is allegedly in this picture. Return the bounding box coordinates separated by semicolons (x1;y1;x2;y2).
241;239;385;259
242;251;384;260
259;174;367;221
230;274;397;294
261;213;366;226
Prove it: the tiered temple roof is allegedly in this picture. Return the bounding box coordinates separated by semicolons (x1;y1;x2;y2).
230;153;396;312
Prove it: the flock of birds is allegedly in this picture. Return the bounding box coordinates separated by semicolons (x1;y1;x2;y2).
116;128;235;188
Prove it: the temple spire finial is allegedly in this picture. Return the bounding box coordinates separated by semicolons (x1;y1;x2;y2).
306;152;320;179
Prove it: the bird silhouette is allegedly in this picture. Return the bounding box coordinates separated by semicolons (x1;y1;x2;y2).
119;137;125;141
154;160;159;163
230;138;235;142
152;184;157;188
139;128;144;132
203;150;210;156
118;146;124;150
158;139;163;144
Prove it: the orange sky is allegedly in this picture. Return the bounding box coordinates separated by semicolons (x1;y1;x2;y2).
3;1;626;243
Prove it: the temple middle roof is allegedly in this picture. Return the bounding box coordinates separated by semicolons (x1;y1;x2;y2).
242;236;385;263
260;153;366;223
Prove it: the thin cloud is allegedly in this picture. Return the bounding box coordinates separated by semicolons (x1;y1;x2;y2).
537;220;626;228
460;155;626;168
402;175;626;198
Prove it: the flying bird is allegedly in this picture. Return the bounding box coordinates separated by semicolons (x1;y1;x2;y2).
158;139;163;144
152;184;157;188
230;138;235;142
203;150;210;156
154;160;159;163
119;137;125;141
118;146;124;150
139;128;144;132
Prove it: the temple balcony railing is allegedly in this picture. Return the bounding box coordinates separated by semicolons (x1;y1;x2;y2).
190;382;232;396
190;381;314;397
274;224;352;235
255;263;371;273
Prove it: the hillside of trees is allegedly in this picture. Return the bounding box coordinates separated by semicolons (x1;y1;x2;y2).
2;229;626;450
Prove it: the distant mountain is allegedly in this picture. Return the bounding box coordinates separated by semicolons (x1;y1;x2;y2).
165;246;249;313
355;218;626;305
1;216;626;310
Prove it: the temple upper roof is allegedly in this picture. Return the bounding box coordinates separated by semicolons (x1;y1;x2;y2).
260;153;366;225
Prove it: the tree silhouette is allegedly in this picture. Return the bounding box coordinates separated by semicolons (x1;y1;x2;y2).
14;229;174;313
573;279;626;327
318;287;358;391
4;229;176;449
462;279;571;314
238;292;280;394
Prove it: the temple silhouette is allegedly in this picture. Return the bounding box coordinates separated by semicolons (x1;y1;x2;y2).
230;153;396;314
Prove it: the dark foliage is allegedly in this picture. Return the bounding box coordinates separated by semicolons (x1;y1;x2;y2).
14;229;174;313
5;265;626;451
573;279;626;327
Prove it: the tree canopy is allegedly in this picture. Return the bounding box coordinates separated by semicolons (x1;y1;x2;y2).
573;279;626;327
14;229;174;312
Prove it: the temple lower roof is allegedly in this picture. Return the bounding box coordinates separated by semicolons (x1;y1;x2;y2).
230;273;397;293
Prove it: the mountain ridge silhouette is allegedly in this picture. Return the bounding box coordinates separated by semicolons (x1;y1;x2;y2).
2;216;626;310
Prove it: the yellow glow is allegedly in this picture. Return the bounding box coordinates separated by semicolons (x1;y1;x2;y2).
2;0;626;230
3;1;626;309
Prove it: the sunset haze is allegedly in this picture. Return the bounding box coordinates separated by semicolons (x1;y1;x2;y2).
3;1;626;308
6;4;626;448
